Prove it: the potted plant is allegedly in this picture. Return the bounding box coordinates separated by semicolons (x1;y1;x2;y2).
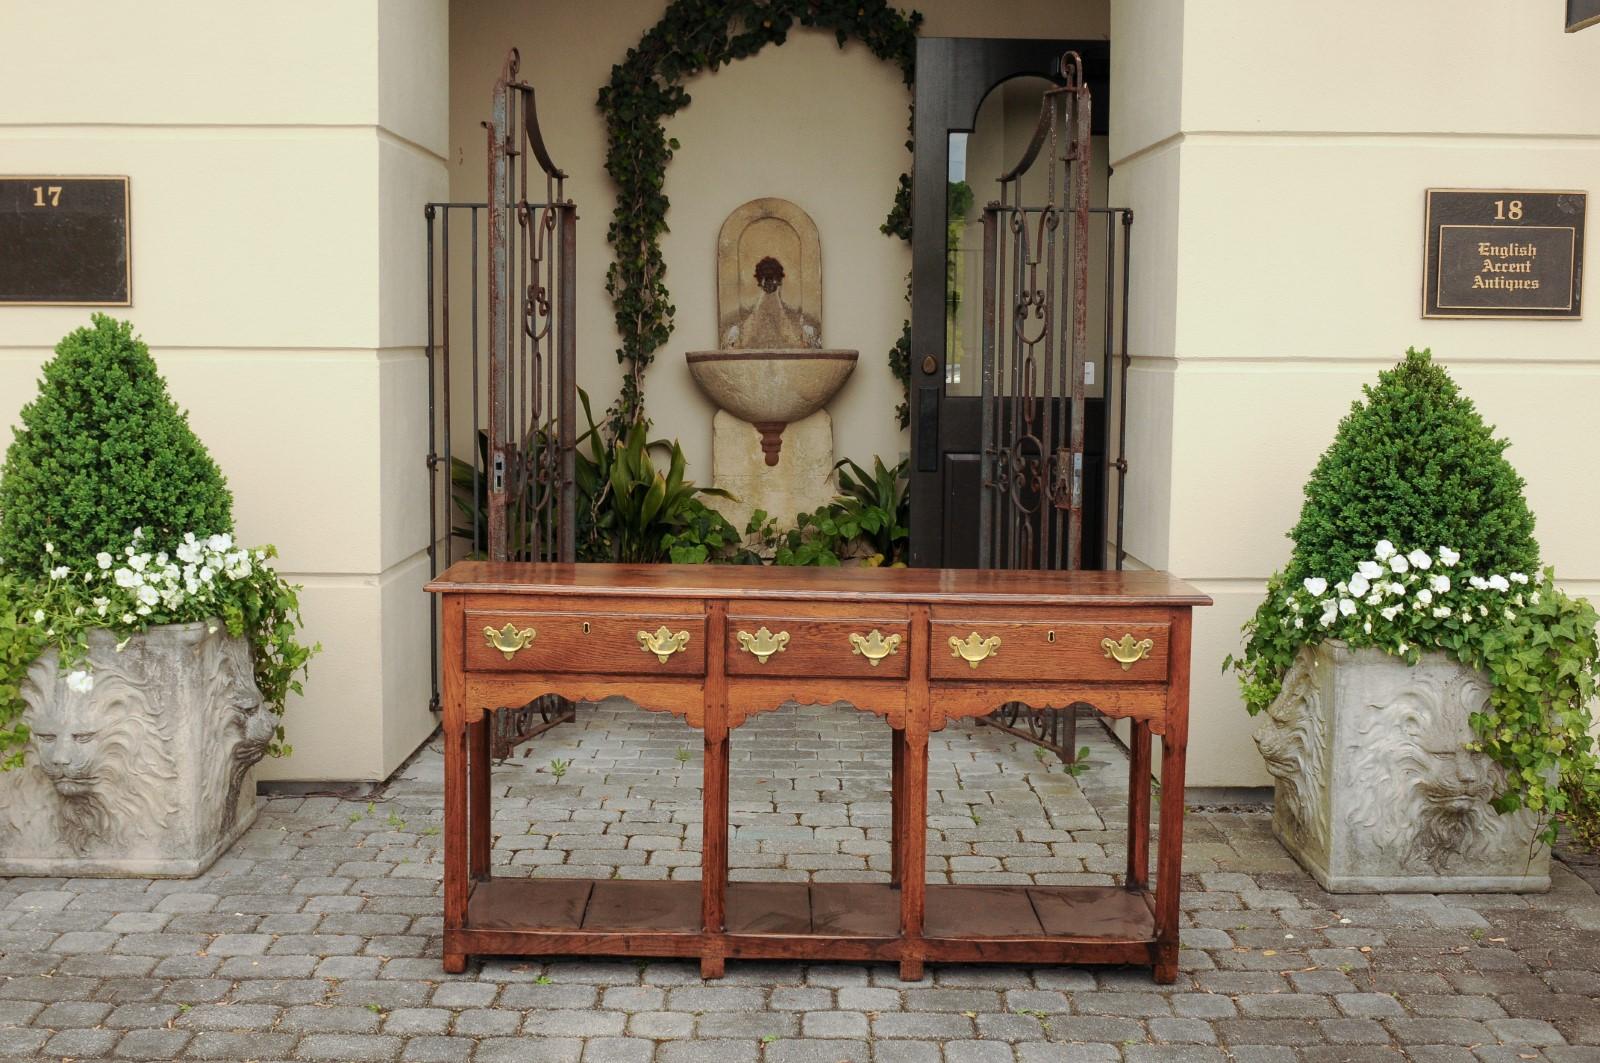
0;316;316;877
1228;349;1599;892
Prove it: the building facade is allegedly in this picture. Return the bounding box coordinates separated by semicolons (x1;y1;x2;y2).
1;1;1593;786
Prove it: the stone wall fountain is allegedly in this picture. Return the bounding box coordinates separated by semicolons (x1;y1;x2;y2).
686;198;857;530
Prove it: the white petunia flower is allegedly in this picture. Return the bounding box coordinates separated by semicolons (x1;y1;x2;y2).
1433;606;1452;619
1430;574;1451;594
49;565;69;580
1357;560;1384;580
1293;617;1304;629
121;612;136;624
1363;621;1373;634
1438;546;1460;567
1338;598;1356;616
1416;588;1433;605
1509;572;1528;585
1375;540;1396;560
1347;574;1371;599
1407;549;1431;571
128;553;148;573
1303;577;1328;597
1381;605;1402;621
1469;575;1488;590
137;584;160;606
1319;600;1339;627
96;552;112;570
31;609;45;623
1487;574;1510;592
65;670;94;694
1530;591;1541;605
1389;554;1410;574
207;533;232;552
1388;581;1407;596
44;541;54;555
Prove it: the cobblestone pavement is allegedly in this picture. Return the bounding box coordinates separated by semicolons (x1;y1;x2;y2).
1;701;1597;1063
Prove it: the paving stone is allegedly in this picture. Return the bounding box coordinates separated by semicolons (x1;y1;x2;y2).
114;1028;192;1060
298;1032;405;1060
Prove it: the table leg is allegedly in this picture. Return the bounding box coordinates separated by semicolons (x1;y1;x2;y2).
899;605;931;982
1153;611;1192;984
701;602;729;980
468;716;491;881
890;733;904;886
1127;719;1151;891
441;597;468;974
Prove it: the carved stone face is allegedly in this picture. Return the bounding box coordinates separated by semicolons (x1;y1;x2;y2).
18;649;177;853
198;629;273;834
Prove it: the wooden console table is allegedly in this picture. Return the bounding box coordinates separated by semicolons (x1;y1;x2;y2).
427;563;1208;982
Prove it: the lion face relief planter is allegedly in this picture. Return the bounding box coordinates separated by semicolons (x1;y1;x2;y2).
1254;640;1549;893
0;621;272;877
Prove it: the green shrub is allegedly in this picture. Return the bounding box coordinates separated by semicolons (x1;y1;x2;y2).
0;315;232;578
1287;347;1537;585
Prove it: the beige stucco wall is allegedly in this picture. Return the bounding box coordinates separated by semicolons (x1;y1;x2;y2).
1111;0;1600;786
0;0;448;780
448;0;1108;481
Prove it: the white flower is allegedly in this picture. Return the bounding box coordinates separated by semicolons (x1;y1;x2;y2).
1363;621;1373;634
1509;572;1528;585
1487;574;1510;592
1479;604;1490;617
1505;608;1516;621
49;565;69;580
43;541;54;555
1388;581;1407;596
121;612;136;624
96;552;113;570
1374;540;1396;560
135;604;151;616
137;584;160;606
1293;617;1304;629
1303;577;1328;597
31;609;45;623
1433;605;1452;619
128;553;149;573
1407;549;1431;570
1416;588;1433;605
1381;605;1402;621
206;533;232;552
1530;591;1541;605
199;566;215;583
1438;546;1460;567
113;568;138;588
65;670;94;694
1347;574;1371;599
1389;554;1410;574
177;540;202;564
1357;560;1384;580
1469;575;1488;590
1319;600;1338;627
1338;598;1356;616
1430;574;1451;594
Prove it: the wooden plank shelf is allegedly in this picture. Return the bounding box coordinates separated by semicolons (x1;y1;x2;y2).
428;562;1207;982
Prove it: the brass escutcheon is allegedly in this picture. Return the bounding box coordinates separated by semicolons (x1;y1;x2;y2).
949;631;1001;669
848;629;902;666
1101;633;1154;670
637;626;691;663
737;626;790;664
484;622;536;661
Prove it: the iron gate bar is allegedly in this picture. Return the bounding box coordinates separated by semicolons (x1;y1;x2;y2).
425;47;578;749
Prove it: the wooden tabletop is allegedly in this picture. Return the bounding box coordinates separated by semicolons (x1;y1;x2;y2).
427;562;1210;608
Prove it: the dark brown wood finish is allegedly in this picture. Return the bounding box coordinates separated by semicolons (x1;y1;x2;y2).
428;562;1206;982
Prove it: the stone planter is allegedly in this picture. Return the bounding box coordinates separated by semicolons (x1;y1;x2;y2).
1253;640;1549;893
0;621;272;877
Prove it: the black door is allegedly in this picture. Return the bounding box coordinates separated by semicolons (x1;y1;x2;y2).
908;38;1110;569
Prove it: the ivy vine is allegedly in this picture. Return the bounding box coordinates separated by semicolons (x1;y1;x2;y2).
597;0;922;437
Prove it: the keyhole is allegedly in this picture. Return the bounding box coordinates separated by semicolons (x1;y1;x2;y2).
582;622;591;634
1046;630;1056;643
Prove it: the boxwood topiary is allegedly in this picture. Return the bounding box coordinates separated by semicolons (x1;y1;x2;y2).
0;315;233;578
1286;347;1538;586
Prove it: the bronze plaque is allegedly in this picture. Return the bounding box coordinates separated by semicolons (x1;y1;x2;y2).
0;176;131;305
1423;188;1584;320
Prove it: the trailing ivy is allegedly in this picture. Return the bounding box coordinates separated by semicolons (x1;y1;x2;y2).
597;0;922;437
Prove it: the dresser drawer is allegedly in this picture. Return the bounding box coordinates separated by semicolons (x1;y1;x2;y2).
928;618;1169;683
465;604;706;676
726;603;911;679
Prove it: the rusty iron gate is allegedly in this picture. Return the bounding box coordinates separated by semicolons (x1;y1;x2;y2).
425;49;578;755
972;53;1135;759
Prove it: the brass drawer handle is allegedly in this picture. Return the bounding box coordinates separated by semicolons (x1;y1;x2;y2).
737;626;790;664
848;629;902;666
1102;633;1155;670
638;626;691;663
484;623;536;661
949;631;1001;669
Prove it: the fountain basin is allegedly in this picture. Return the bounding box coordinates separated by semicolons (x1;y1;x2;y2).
686;348;857;465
